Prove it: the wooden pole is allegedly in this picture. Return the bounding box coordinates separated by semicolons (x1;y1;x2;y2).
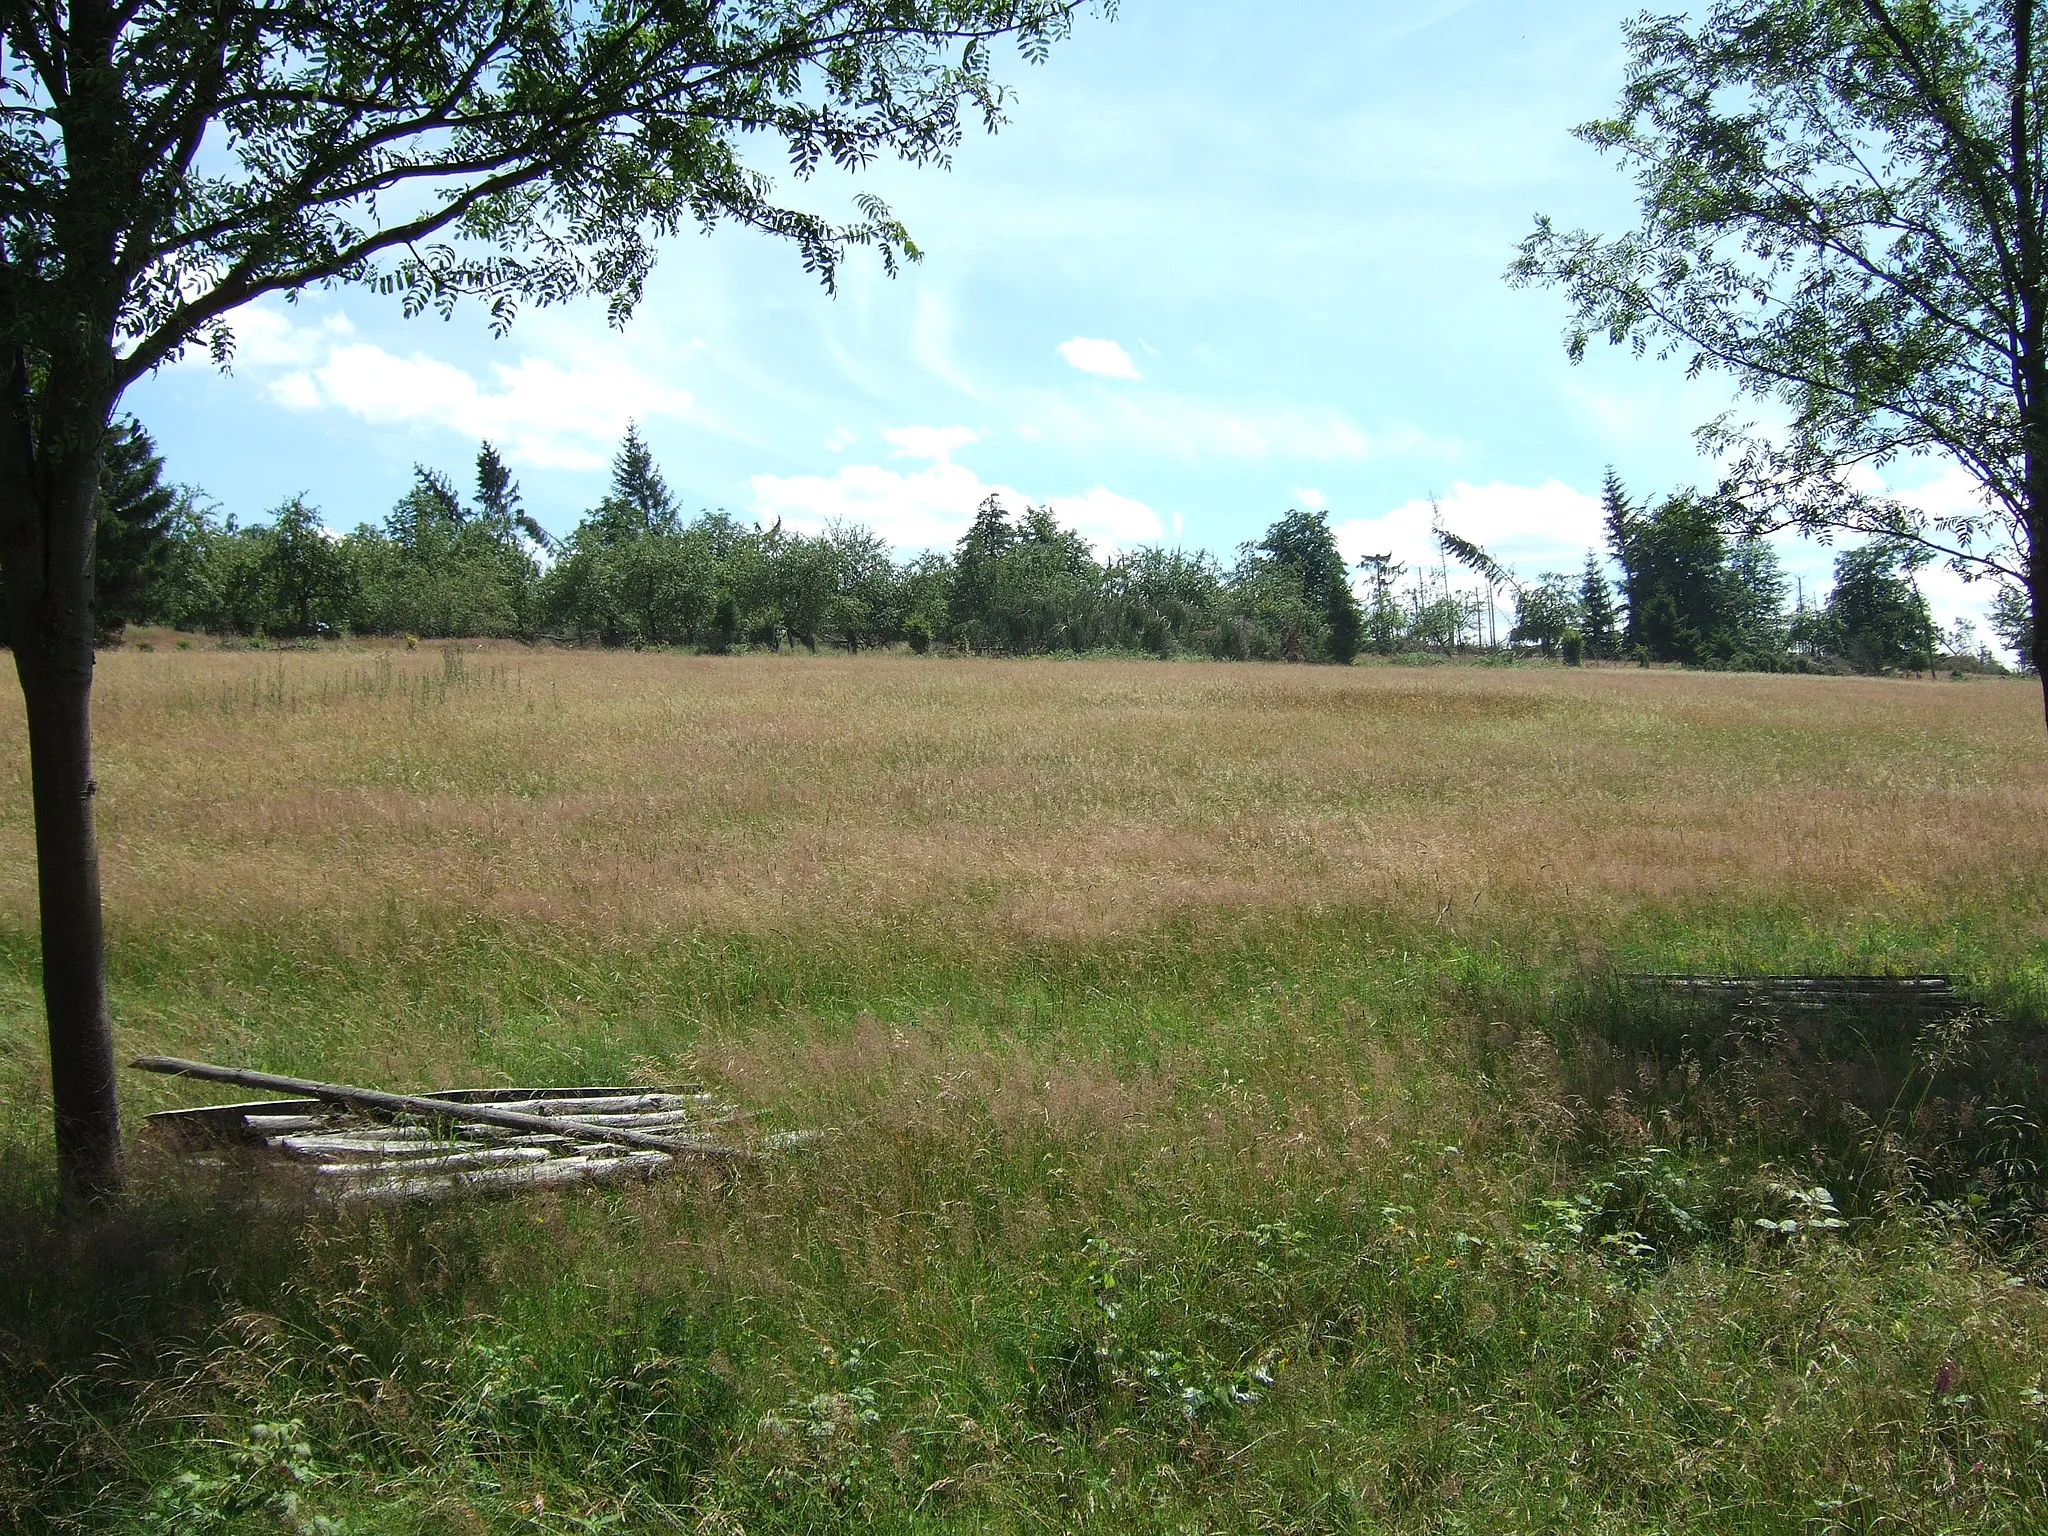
130;1056;747;1160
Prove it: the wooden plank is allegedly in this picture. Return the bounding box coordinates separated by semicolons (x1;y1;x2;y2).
407;1086;700;1105
1626;974;1959;1010
311;1147;552;1177
272;1132;470;1159
131;1057;748;1161
334;1149;673;1204
475;1094;709;1116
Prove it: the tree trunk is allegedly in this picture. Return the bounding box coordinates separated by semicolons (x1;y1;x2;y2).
2032;536;2046;734
13;633;121;1198
1;348;123;1200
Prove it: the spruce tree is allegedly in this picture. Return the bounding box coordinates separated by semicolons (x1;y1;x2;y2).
90;420;179;640
1600;468;1639;651
474;442;522;532
585;425;678;544
1578;552;1620;659
614;425;678;535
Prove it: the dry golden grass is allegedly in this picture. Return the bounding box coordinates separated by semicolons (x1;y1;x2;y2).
1;641;2040;945
8;644;2048;1536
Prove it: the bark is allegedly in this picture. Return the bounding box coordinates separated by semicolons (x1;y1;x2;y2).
1;347;123;1200
2023;536;2039;741
15;628;120;1198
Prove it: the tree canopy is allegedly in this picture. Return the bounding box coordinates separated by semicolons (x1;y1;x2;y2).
0;0;1108;1198
1511;0;2047;715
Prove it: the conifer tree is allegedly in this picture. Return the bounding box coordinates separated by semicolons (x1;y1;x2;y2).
1578;552;1621;659
474;443;522;534
1601;468;1640;651
91;421;178;641
586;426;679;544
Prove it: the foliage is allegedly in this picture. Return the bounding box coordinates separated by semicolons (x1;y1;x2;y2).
108;429;1983;677
1821;542;1937;673
2;1;1103;387
91;421;181;642
1510;573;1578;656
1512;0;2044;692
1993;583;2036;668
1577;553;1622;659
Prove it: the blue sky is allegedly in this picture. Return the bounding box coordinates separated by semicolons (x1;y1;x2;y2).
128;0;2008;650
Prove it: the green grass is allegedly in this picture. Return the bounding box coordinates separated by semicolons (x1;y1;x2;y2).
6;906;2048;1534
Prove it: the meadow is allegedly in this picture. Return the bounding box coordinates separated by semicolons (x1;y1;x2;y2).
4;642;2048;1533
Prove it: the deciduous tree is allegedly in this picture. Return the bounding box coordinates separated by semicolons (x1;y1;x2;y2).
1514;0;2048;719
0;0;1103;1197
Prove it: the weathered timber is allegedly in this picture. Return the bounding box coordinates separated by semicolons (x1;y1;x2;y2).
309;1147;552;1177
131;1057;748;1161
1626;975;1962;1014
341;1150;673;1204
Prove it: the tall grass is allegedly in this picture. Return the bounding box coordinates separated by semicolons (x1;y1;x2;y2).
2;644;2045;1532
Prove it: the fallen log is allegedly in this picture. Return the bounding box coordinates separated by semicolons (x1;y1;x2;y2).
130;1056;750;1161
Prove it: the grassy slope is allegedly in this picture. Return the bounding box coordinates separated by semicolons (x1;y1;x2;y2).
3;644;2047;1533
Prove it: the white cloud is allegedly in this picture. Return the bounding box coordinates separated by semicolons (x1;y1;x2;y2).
1049;486;1164;555
1057;337;1143;380
1334;479;1607;582
1294;486;1328;510
266;371;323;412
823;426;856;452
224;307;355;368
234;306;696;471
753;458;1009;551
752;432;1159;556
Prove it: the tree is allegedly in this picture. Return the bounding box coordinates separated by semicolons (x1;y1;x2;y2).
264;498;353;638
1513;0;2048;724
1724;533;1791;667
1356;552;1408;655
1511;573;1580;656
1578;553;1622;659
1993;581;2036;664
1258;508;1362;663
1825;542;1937;671
586;425;680;544
949;494;1017;650
474;443;521;535
91;419;178;638
0;0;1103;1198
1606;481;1742;664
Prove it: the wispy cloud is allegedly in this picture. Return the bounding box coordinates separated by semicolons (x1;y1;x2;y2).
1020;388;1447;465
884;424;980;461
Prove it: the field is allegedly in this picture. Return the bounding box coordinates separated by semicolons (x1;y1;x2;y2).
4;643;2048;1533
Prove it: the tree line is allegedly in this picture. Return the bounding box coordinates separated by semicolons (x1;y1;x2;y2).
52;420;2027;675
1472;473;2024;674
